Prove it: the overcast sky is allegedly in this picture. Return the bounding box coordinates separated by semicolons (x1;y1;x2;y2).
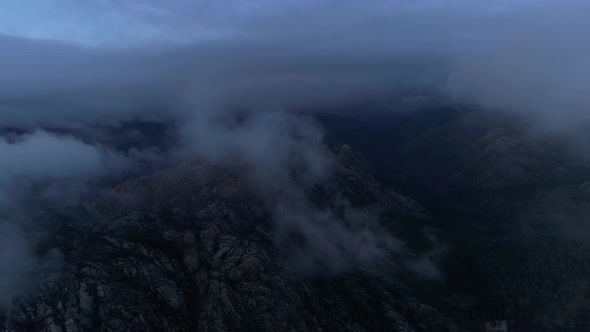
0;0;587;129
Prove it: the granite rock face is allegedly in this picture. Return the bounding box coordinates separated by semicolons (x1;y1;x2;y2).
1;149;457;331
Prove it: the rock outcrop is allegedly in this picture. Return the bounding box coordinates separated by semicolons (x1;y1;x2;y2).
1;150;457;331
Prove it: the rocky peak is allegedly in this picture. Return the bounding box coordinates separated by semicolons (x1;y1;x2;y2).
1;151;458;331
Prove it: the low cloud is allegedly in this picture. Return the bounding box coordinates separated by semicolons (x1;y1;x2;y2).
183;110;396;273
1;0;588;290
0;131;124;182
447;0;590;131
0;223;31;303
0;131;149;303
0;131;131;208
0;221;64;305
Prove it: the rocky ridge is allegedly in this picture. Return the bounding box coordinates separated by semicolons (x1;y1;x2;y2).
1;147;458;331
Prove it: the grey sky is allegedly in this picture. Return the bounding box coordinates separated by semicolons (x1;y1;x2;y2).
1;0;583;127
0;0;586;130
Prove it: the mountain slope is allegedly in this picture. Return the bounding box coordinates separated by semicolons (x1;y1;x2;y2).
1;148;458;331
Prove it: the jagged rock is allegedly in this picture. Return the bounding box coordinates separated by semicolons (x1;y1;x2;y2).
1;152;457;331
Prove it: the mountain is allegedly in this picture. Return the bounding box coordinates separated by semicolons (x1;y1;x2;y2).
319;105;590;331
0;146;458;331
4;104;590;331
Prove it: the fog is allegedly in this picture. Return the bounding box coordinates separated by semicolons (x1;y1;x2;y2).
1;0;589;299
448;0;590;130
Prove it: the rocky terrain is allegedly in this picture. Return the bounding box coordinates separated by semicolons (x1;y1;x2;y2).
3;106;590;331
0;146;459;331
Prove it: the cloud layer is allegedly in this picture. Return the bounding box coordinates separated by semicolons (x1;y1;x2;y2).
1;0;587;130
1;0;589;299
